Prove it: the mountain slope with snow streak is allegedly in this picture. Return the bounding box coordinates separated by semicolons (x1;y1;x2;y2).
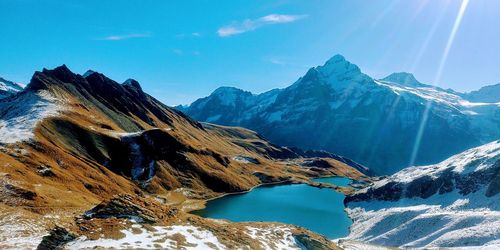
344;140;500;248
0;77;24;99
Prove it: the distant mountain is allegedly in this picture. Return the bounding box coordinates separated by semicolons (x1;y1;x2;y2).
344;140;500;248
464;83;500;103
0;77;23;99
180;55;500;174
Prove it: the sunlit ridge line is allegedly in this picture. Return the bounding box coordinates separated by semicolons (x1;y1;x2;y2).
409;0;470;167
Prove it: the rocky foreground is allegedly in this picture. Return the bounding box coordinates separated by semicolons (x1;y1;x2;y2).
33;194;340;250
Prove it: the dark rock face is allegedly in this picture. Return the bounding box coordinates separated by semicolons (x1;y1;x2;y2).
103;129;188;182
293;233;332;250
37;226;76;250
345;159;500;204
83;194;177;223
4;184;37;200
486;167;500;197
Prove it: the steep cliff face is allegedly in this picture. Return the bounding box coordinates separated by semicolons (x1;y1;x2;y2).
182;55;500;174
344;140;500;248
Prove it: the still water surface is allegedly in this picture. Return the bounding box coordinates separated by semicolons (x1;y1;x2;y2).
195;177;353;238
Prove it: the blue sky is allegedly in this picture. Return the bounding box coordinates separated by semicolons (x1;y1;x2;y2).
1;0;499;105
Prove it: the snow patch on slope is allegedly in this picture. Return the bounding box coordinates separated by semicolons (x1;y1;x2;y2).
66;223;225;250
0;91;64;144
66;223;310;250
245;226;306;250
0;78;23;93
346;189;500;248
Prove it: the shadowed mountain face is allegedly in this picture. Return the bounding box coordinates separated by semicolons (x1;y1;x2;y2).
180;55;500;174
463;83;500;103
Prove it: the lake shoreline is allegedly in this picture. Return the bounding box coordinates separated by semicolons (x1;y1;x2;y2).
192;176;356;239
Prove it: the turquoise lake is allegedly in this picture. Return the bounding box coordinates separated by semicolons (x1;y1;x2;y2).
194;177;353;239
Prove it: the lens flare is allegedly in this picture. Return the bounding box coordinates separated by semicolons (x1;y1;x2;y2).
409;0;470;167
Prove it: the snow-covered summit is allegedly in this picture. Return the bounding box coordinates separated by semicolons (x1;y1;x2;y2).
294;54;373;91
318;54;362;76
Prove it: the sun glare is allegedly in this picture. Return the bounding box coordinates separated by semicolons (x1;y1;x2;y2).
409;0;471;167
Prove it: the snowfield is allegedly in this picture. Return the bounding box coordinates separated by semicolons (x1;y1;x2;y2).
346;189;500;248
0;91;63;144
66;223;308;250
66;224;226;250
345;140;500;249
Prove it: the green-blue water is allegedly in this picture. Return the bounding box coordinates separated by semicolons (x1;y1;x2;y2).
194;177;353;239
313;176;352;187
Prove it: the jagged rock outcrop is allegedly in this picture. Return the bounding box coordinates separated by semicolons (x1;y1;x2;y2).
83;194;178;223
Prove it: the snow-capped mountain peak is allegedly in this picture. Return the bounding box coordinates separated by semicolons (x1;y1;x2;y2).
381;72;427;88
319;54;361;76
315;54;368;88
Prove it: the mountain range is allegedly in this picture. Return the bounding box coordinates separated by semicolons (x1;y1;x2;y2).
0;65;365;249
179;55;500;174
0;63;498;249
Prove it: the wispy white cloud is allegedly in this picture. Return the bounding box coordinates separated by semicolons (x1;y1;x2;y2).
175;32;202;39
100;33;151;41
217;14;307;37
172;49;200;56
172;49;183;55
